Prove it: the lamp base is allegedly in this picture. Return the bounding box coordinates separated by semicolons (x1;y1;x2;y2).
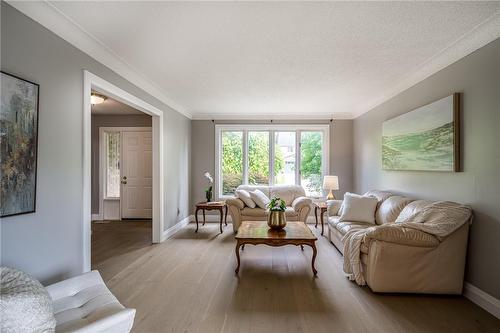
326;190;335;200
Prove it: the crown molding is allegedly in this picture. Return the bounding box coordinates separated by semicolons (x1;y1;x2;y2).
351;10;500;119
191;112;353;121
7;0;192;119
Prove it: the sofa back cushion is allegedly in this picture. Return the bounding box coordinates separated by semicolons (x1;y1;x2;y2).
249;189;271;209
270;185;305;205
237;185;270;198
339;192;378;224
376;196;414;225
235;189;256;208
395;199;435;223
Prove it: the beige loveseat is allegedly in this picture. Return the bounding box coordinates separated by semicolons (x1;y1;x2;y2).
226;185;312;232
328;190;471;294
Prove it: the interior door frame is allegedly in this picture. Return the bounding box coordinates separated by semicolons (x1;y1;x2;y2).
98;127;152;221
83;70;164;273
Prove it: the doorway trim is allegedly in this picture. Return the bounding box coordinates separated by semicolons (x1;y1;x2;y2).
83;70;164;272
98;127;152;221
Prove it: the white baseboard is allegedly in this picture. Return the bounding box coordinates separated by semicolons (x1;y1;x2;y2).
464;282;500;319
91;213;102;221
162;216;191;240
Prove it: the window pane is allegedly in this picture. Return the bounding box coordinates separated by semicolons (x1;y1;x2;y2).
222;131;243;195
300;131;323;197
106;132;120;198
248;131;269;185
274;132;296;185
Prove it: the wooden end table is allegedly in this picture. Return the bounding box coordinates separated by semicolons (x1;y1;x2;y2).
235;221;318;276
195;201;228;233
313;201;328;236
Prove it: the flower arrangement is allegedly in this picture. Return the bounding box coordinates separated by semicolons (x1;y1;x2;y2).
267;197;286;212
204;172;213;202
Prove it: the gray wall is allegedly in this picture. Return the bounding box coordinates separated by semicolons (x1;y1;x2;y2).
0;3;191;284
353;38;500;298
191;119;353;212
91;114;152;214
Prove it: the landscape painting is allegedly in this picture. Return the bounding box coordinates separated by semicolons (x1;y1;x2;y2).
382;94;460;172
1;72;40;217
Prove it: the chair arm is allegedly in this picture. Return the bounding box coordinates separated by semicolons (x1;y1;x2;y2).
226;198;245;209
45;270;103;301
364;224;439;248
327;200;343;216
292;196;312;212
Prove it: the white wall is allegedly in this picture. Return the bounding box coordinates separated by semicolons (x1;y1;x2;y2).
0;3;191;285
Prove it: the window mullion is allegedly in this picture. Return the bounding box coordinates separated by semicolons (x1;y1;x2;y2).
296;130;301;186
243;130;248;185
269;130;274;186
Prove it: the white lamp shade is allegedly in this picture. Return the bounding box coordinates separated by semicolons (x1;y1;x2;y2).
323;175;339;190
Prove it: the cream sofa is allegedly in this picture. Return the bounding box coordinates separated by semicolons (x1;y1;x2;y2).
327;190;471;294
226;185;312;232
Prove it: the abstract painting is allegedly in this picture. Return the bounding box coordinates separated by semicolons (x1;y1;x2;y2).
382;94;460;172
1;72;40;217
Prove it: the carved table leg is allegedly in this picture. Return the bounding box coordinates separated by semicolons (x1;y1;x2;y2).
314;206;318;228
241;244;245;251
224;205;228;226
195;207;200;233
202;209;206;226
235;241;242;274
300;244;304;251
320;209;325;236
219;208;223;234
311;242;318;276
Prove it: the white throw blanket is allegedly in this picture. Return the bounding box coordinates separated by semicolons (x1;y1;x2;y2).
342;201;472;286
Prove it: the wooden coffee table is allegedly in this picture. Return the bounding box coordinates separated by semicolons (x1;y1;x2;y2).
234;221;318;276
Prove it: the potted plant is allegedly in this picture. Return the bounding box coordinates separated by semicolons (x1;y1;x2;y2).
267;197;287;230
204;172;213;202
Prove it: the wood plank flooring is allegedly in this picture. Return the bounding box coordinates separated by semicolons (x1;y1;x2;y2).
91;221;500;332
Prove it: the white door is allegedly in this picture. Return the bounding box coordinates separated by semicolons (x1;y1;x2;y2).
121;131;152;219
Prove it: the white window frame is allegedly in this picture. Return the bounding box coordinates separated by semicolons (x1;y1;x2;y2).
215;124;329;199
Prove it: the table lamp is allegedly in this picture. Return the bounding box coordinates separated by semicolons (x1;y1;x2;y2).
323;175;339;200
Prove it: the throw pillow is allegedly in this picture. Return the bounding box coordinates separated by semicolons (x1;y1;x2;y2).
339;192;378;224
235;189;256;208
249;189;271;209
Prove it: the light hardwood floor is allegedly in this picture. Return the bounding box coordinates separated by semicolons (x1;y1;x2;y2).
92;221;500;332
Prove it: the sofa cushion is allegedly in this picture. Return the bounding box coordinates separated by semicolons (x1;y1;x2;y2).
339;193;378;224
241;207;267;217
270;185;305;205
376;196;414;225
237;185;270;198
249;189;271;209
235;189;256;208
395;200;434;223
335;221;374;236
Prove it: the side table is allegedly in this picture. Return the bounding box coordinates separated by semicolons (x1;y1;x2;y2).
313;201;328;236
195;201;228;233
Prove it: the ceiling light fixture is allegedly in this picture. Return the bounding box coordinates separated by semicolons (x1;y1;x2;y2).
90;93;106;105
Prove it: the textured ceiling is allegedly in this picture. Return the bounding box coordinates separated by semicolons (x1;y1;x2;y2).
22;1;500;118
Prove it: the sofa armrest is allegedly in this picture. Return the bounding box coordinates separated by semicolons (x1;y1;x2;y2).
364;224;439;248
46;270;103;301
226;198;245;209
327;200;343;216
292;196;312;212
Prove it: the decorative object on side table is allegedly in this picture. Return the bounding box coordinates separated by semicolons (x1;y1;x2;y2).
1;71;40;217
204;171;213;202
267;197;286;230
322;175;339;200
382;93;461;172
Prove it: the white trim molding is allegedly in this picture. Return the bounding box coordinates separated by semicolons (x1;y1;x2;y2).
464;283;500;319
163;216;192;240
83;70;165;273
